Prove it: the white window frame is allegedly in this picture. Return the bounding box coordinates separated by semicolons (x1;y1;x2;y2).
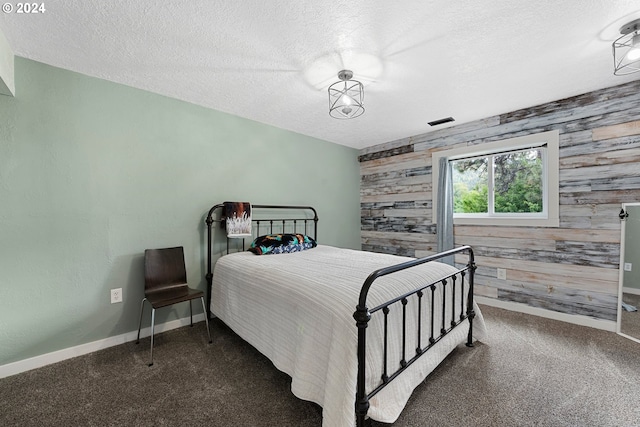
432;130;559;227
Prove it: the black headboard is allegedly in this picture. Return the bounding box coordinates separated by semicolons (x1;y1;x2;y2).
204;204;318;319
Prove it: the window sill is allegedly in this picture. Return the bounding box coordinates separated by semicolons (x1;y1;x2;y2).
453;217;559;227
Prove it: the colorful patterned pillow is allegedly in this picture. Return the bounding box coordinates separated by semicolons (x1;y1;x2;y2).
248;233;317;255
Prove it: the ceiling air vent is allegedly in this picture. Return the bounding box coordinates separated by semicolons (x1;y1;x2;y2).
428;117;455;126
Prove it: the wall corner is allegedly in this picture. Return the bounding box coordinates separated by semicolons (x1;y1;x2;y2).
0;27;15;97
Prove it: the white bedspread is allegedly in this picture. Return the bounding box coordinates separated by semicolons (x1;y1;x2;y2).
211;245;486;427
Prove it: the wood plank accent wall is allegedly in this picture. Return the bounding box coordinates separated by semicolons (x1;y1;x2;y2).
359;80;640;322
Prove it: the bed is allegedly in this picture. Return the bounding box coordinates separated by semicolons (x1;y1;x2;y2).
205;204;486;427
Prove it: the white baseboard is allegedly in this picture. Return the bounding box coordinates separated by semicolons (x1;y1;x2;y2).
622;287;640;296
475;296;617;332
0;313;206;379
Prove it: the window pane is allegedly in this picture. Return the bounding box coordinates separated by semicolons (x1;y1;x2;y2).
452;157;488;213
493;148;543;213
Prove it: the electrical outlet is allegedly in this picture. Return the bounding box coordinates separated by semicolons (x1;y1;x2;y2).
110;288;123;304
497;268;507;280
624;263;632;272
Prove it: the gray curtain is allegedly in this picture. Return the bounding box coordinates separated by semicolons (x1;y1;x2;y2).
436;156;454;265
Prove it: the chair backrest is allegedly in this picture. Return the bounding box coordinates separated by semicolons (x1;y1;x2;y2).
144;247;188;295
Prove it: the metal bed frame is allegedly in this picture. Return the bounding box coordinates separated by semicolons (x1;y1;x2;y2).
205;204;476;427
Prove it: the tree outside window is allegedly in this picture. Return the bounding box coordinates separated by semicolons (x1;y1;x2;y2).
451;147;544;216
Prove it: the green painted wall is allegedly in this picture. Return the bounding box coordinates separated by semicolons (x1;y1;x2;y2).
0;58;361;365
623;205;640;291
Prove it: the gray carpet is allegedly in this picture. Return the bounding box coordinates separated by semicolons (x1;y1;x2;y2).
1;305;640;427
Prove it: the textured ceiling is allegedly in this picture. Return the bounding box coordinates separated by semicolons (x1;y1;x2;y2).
1;1;640;149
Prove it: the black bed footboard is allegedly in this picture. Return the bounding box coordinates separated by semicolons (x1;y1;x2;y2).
353;245;476;427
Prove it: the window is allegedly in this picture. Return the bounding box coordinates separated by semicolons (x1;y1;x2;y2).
452;146;545;216
432;130;559;227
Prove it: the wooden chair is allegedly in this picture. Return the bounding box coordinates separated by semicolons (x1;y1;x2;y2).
136;246;212;366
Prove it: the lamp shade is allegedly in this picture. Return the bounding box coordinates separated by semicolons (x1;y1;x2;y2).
328;70;364;119
613;18;640;76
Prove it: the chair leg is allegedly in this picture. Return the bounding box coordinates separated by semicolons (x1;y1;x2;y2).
149;307;156;367
189;300;193;327
200;296;213;344
136;298;147;344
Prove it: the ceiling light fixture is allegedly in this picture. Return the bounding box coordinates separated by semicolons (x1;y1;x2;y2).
328;70;364;119
613;18;640;75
